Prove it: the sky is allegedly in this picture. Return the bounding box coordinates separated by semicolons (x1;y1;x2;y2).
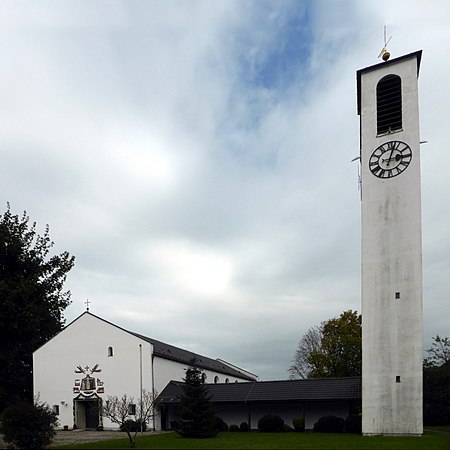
1;0;449;381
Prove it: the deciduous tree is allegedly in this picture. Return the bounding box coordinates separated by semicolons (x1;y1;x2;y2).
289;310;362;379
424;335;450;369
102;389;158;448
0;204;75;409
0;398;58;449
423;335;450;425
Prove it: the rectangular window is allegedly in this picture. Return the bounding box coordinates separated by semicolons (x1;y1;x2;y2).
52;405;60;415
396;376;401;383
128;404;136;416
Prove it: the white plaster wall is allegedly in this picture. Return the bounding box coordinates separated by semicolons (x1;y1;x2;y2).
34;312;254;431
152;357;186;395
33;313;153;429
215;404;249;428
304;402;349;430
360;54;423;435
153;357;251;395
249;403;304;429
166;401;349;431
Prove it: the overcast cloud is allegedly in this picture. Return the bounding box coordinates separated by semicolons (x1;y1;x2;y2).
1;0;449;380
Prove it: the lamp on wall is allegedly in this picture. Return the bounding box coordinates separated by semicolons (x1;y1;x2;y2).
60;401;68;407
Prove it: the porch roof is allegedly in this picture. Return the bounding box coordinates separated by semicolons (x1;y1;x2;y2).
158;376;361;404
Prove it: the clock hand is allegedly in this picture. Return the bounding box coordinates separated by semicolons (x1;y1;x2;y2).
382;153;412;162
387;149;395;165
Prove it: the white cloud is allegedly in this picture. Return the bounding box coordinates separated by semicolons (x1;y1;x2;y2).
0;0;448;380
147;239;234;298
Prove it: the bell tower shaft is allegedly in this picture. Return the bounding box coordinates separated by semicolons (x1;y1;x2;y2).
357;51;423;436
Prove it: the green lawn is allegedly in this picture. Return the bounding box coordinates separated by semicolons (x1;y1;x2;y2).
426;425;450;433
59;431;450;450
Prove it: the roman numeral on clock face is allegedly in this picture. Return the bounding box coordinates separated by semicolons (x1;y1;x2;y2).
369;140;412;179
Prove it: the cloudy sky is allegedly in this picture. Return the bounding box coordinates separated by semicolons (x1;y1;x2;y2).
1;0;449;380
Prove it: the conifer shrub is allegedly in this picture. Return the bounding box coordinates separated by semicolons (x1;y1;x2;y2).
0;399;58;449
239;421;249;432
344;414;362;433
257;414;284;432
214;417;228;432
229;424;240;432
176;362;218;438
313;415;345;433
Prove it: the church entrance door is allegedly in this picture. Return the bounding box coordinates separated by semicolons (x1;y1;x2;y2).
85;401;100;429
74;397;100;429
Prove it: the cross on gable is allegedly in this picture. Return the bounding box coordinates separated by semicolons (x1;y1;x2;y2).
85;299;91;311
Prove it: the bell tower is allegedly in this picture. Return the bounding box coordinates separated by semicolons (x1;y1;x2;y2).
357;50;423;435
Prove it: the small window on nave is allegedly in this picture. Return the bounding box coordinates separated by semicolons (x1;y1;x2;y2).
225;378;229;384
377;74;402;135
107;346;114;357
214;376;219;384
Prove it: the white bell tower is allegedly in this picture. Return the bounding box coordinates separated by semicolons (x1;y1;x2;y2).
357;50;423;436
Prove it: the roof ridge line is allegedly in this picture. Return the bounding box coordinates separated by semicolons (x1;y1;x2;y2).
244;380;257;403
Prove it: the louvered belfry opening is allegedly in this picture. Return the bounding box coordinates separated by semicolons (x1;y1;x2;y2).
377;74;402;135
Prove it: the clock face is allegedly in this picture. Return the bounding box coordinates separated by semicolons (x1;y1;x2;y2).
369;140;412;178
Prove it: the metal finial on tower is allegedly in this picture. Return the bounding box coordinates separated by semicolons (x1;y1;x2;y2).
377;25;392;61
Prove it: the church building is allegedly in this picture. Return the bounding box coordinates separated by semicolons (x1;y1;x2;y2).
33;310;257;430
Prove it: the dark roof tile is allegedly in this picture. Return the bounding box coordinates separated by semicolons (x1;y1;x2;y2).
131;332;256;381
158;377;361;404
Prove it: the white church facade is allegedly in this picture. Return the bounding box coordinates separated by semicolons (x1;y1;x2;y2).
33;311;257;430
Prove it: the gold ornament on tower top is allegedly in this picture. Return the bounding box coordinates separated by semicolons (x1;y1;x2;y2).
378;26;392;61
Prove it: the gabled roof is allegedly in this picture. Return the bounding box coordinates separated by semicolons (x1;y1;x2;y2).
131;332;256;381
158;377;361;404
53;311;256;382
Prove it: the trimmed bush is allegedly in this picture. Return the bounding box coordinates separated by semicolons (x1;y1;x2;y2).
258;414;284;432
313;415;345;433
229;424;240;432
214;417;228;432
344;414;362;434
292;416;305;432
239;421;249;432
0;399;58;449
120;419;147;432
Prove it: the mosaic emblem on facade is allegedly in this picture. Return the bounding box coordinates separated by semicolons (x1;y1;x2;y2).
73;364;104;395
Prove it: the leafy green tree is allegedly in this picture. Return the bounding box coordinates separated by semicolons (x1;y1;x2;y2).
289;310;362;379
289;325;322;379
0;398;58;449
0;204;75;409
423;335;450;425
176;360;218;438
424;335;450;369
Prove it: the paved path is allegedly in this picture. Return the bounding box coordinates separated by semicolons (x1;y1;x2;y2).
0;429;167;449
